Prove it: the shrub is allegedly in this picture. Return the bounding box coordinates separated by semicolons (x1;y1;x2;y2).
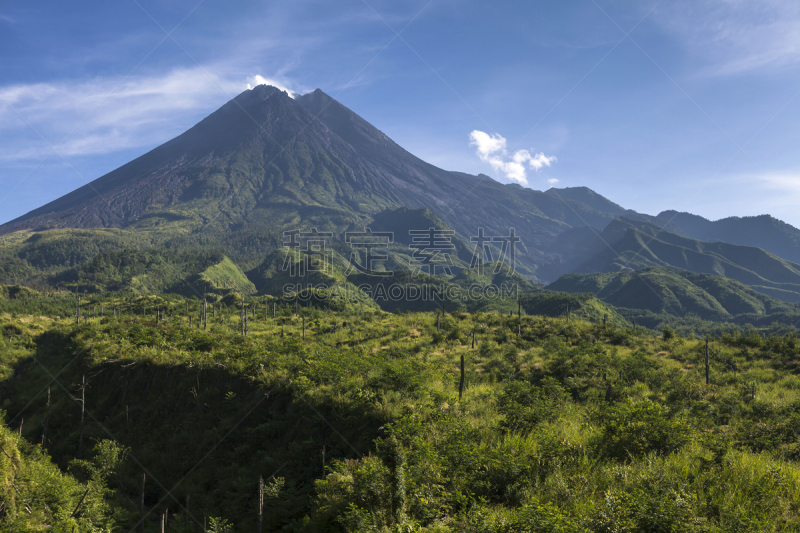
312;457;393;532
446;326;462;343
606;326;633;346
498;377;571;432
594;399;692;460
479;339;497;358
588;488;692;533
509;500;588;533
461;500;586;533
502;344;519;365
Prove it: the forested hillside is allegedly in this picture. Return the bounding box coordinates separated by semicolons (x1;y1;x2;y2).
2;290;800;531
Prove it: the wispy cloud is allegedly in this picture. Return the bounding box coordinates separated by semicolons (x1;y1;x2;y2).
656;0;800;76
672;171;800;225
0;68;299;160
756;172;800;201
0;14;15;24
469;130;556;185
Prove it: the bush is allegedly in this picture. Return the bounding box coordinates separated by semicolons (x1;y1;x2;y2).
462;500;587;533
594;399;692;460
498;378;571;432
312;456;393;532
588;488;692;533
509;500;587;533
447;326;462;343
479;339;497;358
606;326;634;346
502;344;519;365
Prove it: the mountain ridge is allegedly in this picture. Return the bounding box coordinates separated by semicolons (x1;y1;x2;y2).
657;210;800;264
572;217;800;302
547;266;798;324
3;84;800;297
0;85;640;281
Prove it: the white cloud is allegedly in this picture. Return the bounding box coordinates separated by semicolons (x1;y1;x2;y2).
547;178;559;186
0;68;298;161
469;130;556;185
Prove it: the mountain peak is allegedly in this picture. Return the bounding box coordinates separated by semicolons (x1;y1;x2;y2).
546;186;627;216
250;83;284;94
241;84;293;101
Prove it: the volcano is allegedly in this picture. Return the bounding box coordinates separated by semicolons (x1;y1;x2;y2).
9;84;799;286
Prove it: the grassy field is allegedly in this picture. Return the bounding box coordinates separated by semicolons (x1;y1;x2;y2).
1;294;799;531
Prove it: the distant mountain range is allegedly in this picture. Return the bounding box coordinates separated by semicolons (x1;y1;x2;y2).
656;210;800;264
555;217;800;303
548;266;798;324
1;84;799;329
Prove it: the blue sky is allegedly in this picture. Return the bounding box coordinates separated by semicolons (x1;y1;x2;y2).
1;0;799;226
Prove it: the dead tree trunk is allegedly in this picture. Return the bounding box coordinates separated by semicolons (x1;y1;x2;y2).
140;473;146;533
42;387;50;451
258;476;264;533
78;376;85;459
458;354;465;400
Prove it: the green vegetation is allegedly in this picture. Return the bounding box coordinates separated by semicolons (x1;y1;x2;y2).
195;255;257;295
0;417;127;530
578;217;800;302
1;292;799;531
548;267;800;335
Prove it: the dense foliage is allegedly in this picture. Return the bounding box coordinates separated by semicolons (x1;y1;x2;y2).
1;292;799;531
0;418;127;530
